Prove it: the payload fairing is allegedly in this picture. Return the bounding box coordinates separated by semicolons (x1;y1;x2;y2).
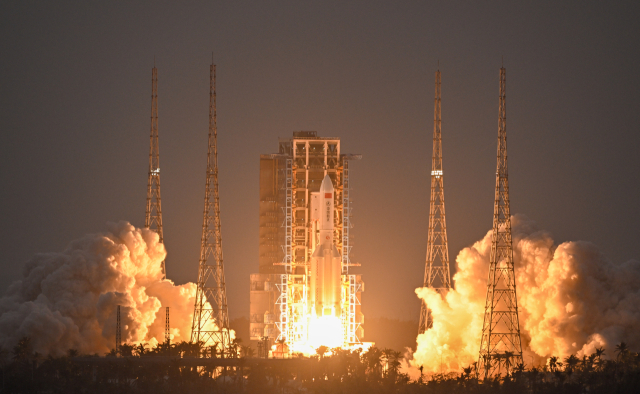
309;175;342;319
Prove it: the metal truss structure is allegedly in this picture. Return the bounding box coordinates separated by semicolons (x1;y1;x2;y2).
273;137;362;352
339;158;362;346
145;66;166;278
165;306;170;344
116;305;121;355
344;274;362;344
275;158;293;343
341;159;352;274
478;67;524;378
190;61;232;353
419;69;452;334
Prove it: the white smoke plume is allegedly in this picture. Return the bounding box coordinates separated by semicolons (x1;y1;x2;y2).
0;221;228;356
409;214;640;374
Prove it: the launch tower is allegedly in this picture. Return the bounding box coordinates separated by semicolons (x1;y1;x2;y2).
419;69;452;334
145;65;166;278
190;60;232;353
478;67;524;377
250;132;364;354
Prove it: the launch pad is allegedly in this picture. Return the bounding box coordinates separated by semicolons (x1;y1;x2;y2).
250;132;365;355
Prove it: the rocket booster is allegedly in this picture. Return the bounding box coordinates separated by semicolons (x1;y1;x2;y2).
309;175;342;318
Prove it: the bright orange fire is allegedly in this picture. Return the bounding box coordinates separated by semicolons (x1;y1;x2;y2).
308;315;344;350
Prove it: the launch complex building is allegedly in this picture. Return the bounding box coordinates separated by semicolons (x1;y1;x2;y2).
250;131;364;352
143;60;365;356
143;60;520;372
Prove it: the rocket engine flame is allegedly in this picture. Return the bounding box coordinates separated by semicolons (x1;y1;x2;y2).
308;315;344;350
407;214;640;375
0;221;230;356
278;175;365;356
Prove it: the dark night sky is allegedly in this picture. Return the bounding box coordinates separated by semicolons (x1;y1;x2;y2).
1;1;639;321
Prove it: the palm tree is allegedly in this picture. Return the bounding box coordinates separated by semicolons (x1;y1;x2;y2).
549;356;558;372
230;337;242;358
119;343;134;357
528;366;540;392
134;343;148;357
594;347;606;371
615;342;629;361
240;345;254;358
362;346;383;381
381;348;394;376
564;354;579;373
386;350;403;383
503;351;514;376
316;346;328;359
461;365;473;382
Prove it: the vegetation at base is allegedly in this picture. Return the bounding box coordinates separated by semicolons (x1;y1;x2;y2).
1;337;640;393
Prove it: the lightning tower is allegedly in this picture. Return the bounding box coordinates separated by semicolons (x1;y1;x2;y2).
418;69;451;334
116;305;121;355
190;59;232;353
165;307;170;345
478;67;523;378
145;65;166;278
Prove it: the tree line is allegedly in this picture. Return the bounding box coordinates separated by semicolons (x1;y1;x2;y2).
1;337;639;393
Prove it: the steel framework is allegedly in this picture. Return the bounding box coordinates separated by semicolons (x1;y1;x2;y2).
272;136;362;352
419;69;451;334
145;66;166;278
341;159;352;274
340;157;361;346
165;306;170;344
478;67;523;378
275;158;293;344
190;61;232;353
116;305;121;355
344;274;362;344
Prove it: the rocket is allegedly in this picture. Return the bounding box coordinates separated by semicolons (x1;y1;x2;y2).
309;175;342;318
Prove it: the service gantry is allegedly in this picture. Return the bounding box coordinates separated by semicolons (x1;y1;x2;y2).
190;60;232;353
477;67;524;378
249;132;364;352
419;69;452;334
145;65;166;278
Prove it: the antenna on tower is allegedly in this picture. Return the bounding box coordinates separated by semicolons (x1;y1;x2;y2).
418;69;452;334
190;58;232;354
145;65;166;278
477;67;523;378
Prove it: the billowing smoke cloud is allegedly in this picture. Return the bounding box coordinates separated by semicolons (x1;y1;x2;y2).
0;221;225;356
410;214;640;374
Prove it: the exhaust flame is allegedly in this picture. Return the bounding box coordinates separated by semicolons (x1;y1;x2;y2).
308;315;344;350
406;215;640;376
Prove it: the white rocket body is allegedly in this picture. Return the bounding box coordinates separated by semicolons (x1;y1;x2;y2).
309;175;342;318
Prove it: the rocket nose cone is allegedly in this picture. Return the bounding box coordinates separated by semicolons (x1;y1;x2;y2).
320;174;334;193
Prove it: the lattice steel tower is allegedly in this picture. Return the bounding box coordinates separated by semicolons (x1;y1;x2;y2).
145;65;166;278
478;67;523;378
418;69;452;334
190;60;232;353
